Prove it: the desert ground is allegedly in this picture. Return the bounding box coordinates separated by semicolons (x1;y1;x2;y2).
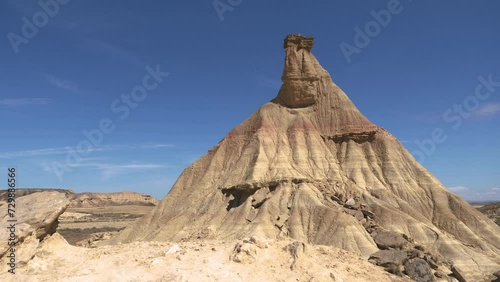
58;205;155;246
3;232;412;282
0;191;498;282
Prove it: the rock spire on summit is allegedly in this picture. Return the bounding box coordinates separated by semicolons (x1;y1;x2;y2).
283;34;314;51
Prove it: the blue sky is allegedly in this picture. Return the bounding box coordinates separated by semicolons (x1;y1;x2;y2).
1;0;499;201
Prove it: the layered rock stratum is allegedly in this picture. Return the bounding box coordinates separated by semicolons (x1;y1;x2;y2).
112;34;500;281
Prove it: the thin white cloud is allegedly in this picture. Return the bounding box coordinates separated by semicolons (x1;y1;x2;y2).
46;75;80;94
141;143;175;149
0;98;52;107
1;148;67;158
448;186;468;192
0;145;121;159
1;143;175;159
475;102;500;117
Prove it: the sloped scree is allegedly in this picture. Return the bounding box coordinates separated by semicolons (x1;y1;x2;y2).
340;197;446;282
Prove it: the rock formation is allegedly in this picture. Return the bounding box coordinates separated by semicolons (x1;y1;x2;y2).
0;188;74;202
0;192;69;271
112;34;500;281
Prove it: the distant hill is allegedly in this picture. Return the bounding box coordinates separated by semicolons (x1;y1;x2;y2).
477;202;500;226
71;191;159;207
0;188;158;207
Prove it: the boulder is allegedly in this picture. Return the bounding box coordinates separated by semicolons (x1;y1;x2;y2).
404;258;434;282
372;231;408;250
0;192;69;258
451;265;467;282
230;242;258;263
345;209;364;221
369;249;408;266
344;198;357;209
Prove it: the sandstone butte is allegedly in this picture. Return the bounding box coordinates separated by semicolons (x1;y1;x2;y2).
110;34;500;281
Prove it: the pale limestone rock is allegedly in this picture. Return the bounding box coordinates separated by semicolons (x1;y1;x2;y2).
0;192;69;258
0;192;69;274
165;244;181;255
231;242;258;263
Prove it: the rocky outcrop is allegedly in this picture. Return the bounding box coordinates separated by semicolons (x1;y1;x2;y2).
0;188;74;202
112;34;500;282
283;34;314;51
0;192;69;270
